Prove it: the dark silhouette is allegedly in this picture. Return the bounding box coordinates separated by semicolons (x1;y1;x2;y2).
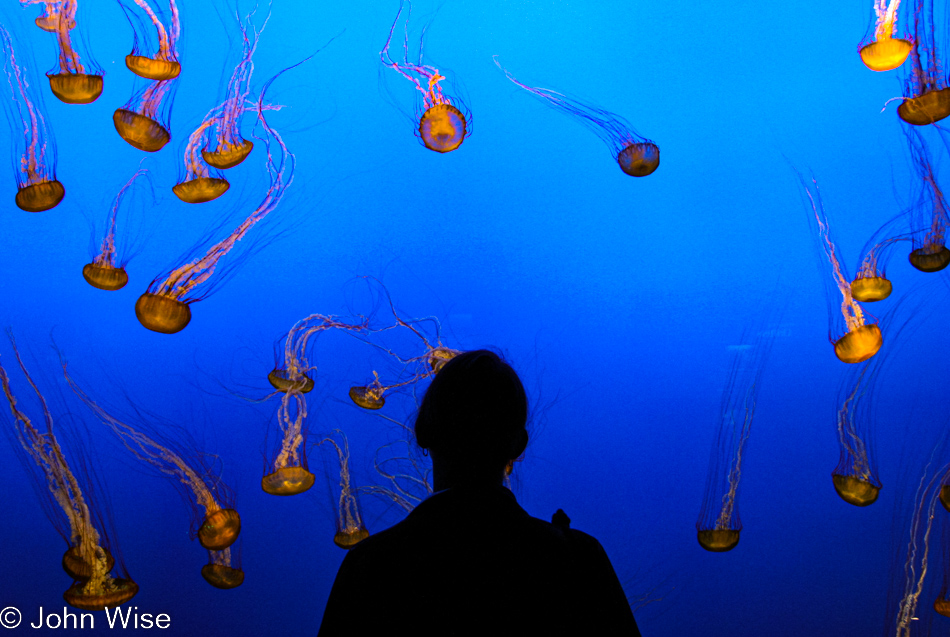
318;350;641;636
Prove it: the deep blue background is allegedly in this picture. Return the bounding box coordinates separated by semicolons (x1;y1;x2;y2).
1;0;950;635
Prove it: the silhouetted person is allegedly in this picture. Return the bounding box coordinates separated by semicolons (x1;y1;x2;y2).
318;350;641;636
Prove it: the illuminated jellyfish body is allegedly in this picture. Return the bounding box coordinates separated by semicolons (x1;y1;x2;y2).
0;335;137;610
83;169;150;291
118;0;180;80
858;0;912;71
0;25;64;212
696;331;771;552
31;1;76;32
898;0;950;125
136;89;293;334
905;130;950;272
799;174;882;364
321;431;370;549
24;0;104;104
114;79;175;152
851;214;907;302
495;57;659;177
831;365;882;506
380;1;470;153
173;113;229;203
63;365;243;587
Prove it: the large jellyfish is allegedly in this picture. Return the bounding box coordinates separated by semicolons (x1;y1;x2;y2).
859;0;912;71
114;79;175;152
905;129;950;272
380;0;470;153
0;24;64;212
495;57;659;177
136;86;293;334
0;335;137;610
897;0;950;125
24;0;103;104
696;330;771;552
800;174;883;364
320;430;369;549
63;363;243;588
118;0;180;80
82;169;149;291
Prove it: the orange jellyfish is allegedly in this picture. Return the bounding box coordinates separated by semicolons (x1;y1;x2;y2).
118;0;180;80
114;79;175;152
905;129;950;272
172;114;230;203
136;92;293;334
858;0;912;71
0;335;137;610
800;174;883;364
25;0;103;104
495;57;659;177
897;0;950;124
0;24;64;212
851;214;908;302
63;363;243;588
831;364;883;506
30;1;76;32
696;331;771;552
321;430;370;549
82;169;149;291
380;0;470;153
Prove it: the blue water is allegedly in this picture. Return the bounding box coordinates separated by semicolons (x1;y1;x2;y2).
2;1;950;635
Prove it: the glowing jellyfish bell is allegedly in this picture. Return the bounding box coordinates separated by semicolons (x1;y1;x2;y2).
380;1;470;153
897;0;950;125
32;0;104;104
349;376;387;410
173;115;229;204
495;57;659;177
858;0;912;71
82;169;148;291
831;364;882;506
119;0;181;81
322;432;370;549
906;129;950;272
114;80;174;152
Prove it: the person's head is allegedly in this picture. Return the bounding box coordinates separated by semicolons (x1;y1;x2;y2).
415;349;528;476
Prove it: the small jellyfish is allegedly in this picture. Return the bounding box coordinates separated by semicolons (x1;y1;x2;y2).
799;173;882;364
321;431;370;549
118;0;180;80
0;24;64;212
136;89;293;334
831;365;882;506
114;79;175;152
202;548;244;589
0;334;137;610
495;57;659;177
380;1;470;153
858;0;912;71
31;1;76;32
897;0;950;125
25;0;103;104
696;328;771;552
905;129;950;272
850;213;908;302
82;169;149;291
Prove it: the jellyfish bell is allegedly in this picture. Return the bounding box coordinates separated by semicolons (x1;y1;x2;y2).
261;466;315;496
267;368;314;394
898;88;950;125
202;139;254;170
333;528;370;550
63;579;139;611
15;179;65;212
617;142;660;177
201;563;244;589
349;385;385;410
936;597;950;617
197;508;241;551
832;474;880;506
125;55;180;81
62;546;115;581
940;485;950;512
172;177;229;204
419;103;467;153
113;108;170;152
697;529;740;552
428;346;459;372
859;38;912;71
82;263;128;291
833;324;882;364
48;73;103;104
35;16;76;32
909;245;950;272
134;293;191;334
849;275;892;302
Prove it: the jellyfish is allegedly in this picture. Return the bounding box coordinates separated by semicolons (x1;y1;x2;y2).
172;114;230;203
0;334;137;610
897;0;950;125
380;0;470;153
851;213;908;302
24;0;103;104
321;430;370;549
82;169;149;291
905;129;950;272
202;547;244;589
799;173;883;364
831;365;882;506
494;57;659;177
858;0;912;71
114;79;175;152
0;24;64;212
136;86;293;334
63;362;243;587
30;1;76;32
696;329;771;552
118;0;180;81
